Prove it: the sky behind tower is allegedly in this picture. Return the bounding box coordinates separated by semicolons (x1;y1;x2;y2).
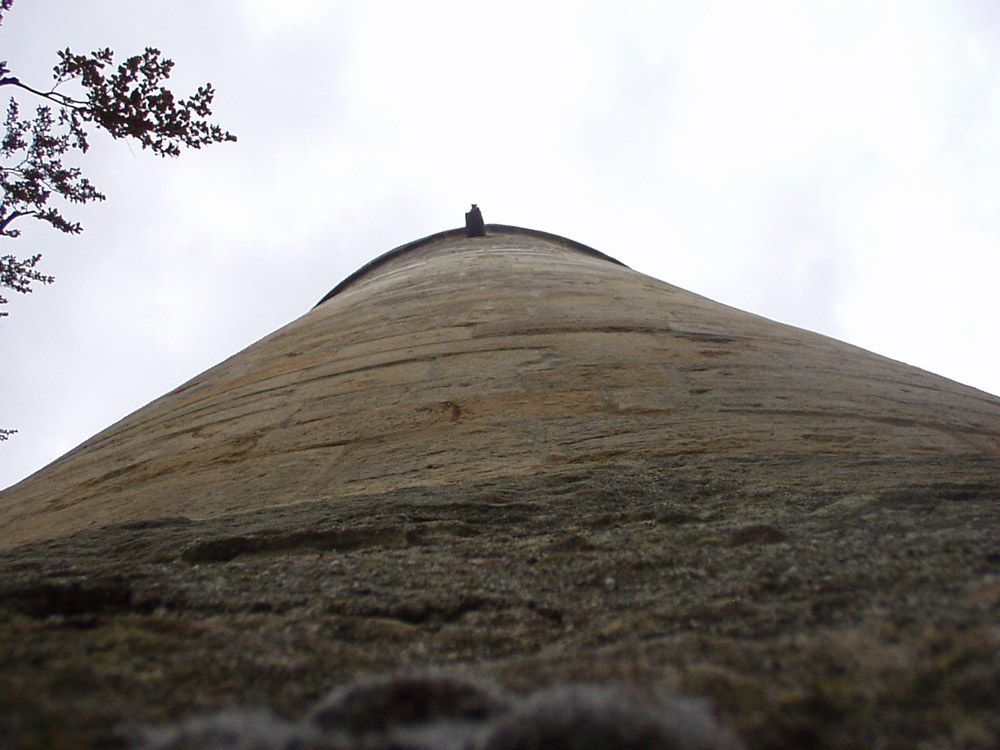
2;1;999;489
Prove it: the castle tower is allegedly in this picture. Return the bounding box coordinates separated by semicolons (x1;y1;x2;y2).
4;222;1000;747
2;224;998;548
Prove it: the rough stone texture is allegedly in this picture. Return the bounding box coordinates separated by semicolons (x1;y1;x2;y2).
3;226;997;549
2;226;1000;748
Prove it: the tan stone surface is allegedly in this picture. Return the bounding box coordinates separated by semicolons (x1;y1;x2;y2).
2;226;998;549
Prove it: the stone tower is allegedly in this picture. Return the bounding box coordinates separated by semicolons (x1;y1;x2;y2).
2;224;997;548
2;223;999;748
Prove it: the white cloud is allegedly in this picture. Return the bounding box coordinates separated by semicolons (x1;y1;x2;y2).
2;0;1000;490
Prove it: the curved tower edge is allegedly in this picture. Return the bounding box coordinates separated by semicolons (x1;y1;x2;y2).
313;224;628;308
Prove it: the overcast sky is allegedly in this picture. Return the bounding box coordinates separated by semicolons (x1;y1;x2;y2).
2;1;999;490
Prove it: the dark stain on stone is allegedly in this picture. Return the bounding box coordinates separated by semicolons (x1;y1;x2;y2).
331;594;494;626
442;400;461;422
728;524;789;547
0;577;137;618
879;482;999;508
677;332;737;344
118;517;193;531
404;521;480;544
542;534;602;553
181;525;407;563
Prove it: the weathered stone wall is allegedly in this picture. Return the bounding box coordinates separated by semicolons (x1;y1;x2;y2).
2;227;997;548
3;226;1000;749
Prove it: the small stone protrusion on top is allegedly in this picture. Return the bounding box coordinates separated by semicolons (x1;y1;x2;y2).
465;204;486;237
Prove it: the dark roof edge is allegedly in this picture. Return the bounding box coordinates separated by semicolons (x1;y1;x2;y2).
313;224;628;308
